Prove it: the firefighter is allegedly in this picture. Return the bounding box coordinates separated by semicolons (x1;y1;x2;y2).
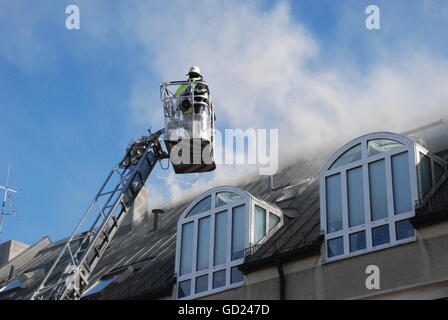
176;66;210;114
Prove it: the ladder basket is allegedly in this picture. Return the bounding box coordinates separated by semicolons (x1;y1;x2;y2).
160;80;216;174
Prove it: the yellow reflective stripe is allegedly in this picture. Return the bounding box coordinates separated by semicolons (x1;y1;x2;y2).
176;79;208;112
175;84;187;95
175;80;199;95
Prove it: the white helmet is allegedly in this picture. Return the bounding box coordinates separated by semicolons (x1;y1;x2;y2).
187;65;201;77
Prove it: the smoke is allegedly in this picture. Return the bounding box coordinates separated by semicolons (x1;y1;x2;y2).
123;0;448;206
127;1;447;151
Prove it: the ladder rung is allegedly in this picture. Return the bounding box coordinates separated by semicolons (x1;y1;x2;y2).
99;189;122;197
101;230;110;241
82;262;91;273
93;246;101;256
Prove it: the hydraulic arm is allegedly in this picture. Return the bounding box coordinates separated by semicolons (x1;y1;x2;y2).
31;129;167;300
31;72;216;300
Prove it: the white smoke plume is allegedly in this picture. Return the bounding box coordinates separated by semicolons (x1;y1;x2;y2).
122;1;448;206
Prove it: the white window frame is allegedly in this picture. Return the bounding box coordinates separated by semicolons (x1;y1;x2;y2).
175;186;283;299
416;145;448;201
320;132;423;263
251;199;283;245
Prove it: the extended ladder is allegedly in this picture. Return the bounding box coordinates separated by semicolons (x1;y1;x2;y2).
31;129;167;300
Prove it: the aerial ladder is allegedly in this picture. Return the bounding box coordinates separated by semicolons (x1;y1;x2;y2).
30;78;216;300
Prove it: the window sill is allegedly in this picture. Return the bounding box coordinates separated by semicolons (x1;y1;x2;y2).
177;281;245;300
322;236;417;264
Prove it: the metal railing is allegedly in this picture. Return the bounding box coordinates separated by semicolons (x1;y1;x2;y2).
83;271;173;300
244;234;317;259
160;80;212;117
415;191;448;216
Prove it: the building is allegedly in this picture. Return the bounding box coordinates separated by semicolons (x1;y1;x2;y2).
1;120;448;300
0;240;29;268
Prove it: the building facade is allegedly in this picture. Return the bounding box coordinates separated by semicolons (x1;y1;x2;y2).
1;121;448;300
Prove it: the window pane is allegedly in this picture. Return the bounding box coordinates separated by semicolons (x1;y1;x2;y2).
195;275;208;294
230;266;244;284
435;162;445;184
368;139;403;156
197;217;211;271
186;195;211;217
325;174;343;233
254;206;266;243
327;237;344;258
392;152;412;214
369;160;388;221
213;270;226;289
214;211;228;266
178;279;191;298
418;153;433;197
231;205;246;260
372;225;390;247
350;231;366;252
180;222;194;275
329;144;362;170
269;213;281;231
347;166;365;227
396;219;415;241
216;191;243;208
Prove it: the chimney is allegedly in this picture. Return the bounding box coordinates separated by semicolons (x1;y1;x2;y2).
152;209;165;231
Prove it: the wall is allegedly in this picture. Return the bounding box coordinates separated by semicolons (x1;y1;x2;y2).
199;221;448;300
0;240;29;268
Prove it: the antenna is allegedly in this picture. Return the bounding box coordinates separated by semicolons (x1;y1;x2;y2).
0;163;18;234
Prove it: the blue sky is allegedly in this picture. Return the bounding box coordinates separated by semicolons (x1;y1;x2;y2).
0;0;447;244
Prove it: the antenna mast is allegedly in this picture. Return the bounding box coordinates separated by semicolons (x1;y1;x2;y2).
0;163;18;233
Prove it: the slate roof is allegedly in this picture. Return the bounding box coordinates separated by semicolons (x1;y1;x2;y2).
0;151;330;300
86;151;331;299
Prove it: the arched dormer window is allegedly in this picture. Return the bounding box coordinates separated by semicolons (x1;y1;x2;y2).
175;186;283;299
320;132;447;261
